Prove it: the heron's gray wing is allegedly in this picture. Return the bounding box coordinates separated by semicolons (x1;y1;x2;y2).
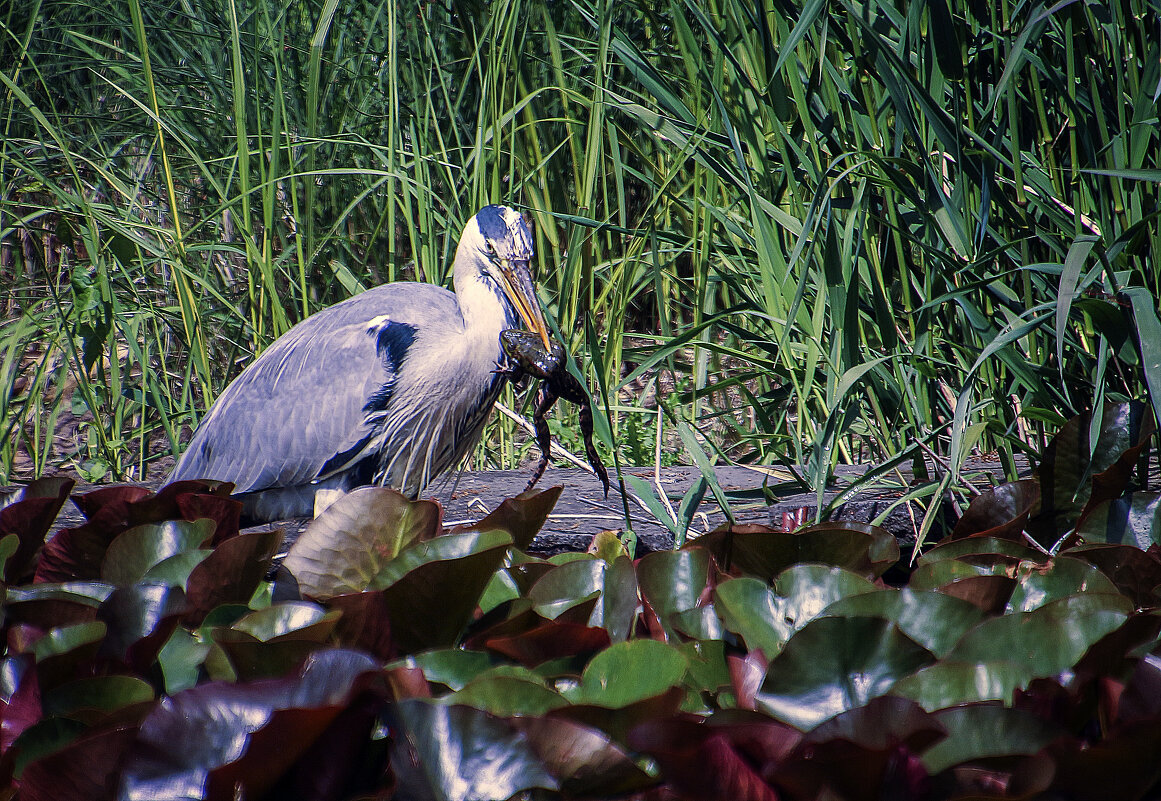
170;283;462;493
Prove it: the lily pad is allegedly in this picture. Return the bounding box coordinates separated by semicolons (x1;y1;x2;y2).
754;617;934;730
892;661;1031;711
569;639;689;708
821;588;985;657
282;487;441;599
387;699;558;801
100;519;216;586
947;592;1132;678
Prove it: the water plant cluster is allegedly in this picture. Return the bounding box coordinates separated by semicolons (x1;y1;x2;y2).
0;402;1158;799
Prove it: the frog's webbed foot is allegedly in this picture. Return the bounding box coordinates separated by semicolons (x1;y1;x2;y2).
523;383;558;492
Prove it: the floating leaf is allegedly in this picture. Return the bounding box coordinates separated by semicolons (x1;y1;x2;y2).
100;520;216;586
1075;492;1161;550
388;700;558;801
918;536;1044;565
0;477;74;582
282;487;441;599
698;522;898;580
96;584;187;672
637;548;712;639
18;724;139;801
951;479;1040;541
445;675;567;717
450;485;562;551
183;529;283;624
754;617;934;730
716;566;875;659
119;649;382;800
515;716;655;798
921;704;1065;774
570;639;689;708
821;588;984;657
375;530;514;654
325;591;394;661
947;593;1132;679
628;713;799;801
892;661;1031;711
1006;556;1121;612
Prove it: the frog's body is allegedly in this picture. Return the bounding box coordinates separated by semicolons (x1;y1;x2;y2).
499;329;611;497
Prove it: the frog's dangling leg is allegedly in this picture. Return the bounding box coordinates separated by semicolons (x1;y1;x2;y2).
577;399;611;498
524;382;559;492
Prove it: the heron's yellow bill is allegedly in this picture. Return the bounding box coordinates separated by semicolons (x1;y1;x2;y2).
498;259;552;350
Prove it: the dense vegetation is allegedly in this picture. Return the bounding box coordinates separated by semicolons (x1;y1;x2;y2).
0;402;1159;799
3;0;1159;525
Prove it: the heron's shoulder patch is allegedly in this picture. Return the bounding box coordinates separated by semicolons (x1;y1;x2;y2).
366;318;419;375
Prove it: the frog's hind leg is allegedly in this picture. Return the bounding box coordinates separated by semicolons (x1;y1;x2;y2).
525;383;558;492
577;399;611;498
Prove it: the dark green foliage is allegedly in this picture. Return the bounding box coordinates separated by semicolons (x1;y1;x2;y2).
0;402;1159;798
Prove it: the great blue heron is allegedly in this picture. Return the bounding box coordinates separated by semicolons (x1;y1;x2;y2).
168;205;551;522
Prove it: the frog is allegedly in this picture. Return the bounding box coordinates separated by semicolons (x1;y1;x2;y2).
498;329;611;498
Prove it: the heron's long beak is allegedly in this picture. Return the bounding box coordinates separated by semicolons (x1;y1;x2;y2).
498;259;552;350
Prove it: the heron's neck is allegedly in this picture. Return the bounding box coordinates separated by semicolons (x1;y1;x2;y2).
455;258;517;345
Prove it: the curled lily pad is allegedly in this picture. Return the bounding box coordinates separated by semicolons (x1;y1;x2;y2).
514;716;655;798
450;485;562;551
100;519;216;586
96;584;187;672
183;528;282;624
282;487;442;600
0;477;74;582
950;479;1040;541
120;648;382;800
375;529;515;654
637;548;713;639
697;522;898;580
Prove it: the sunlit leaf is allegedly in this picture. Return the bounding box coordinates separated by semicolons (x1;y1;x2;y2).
754;617;934;730
283;487;441;599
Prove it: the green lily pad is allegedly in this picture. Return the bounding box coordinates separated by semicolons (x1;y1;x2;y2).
754;617;934;730
918;536;1044;565
404;649;494;691
445;675;567;716
231;601;338;642
637;548;712;637
947;593;1132;678
892;661;1031;711
1006;556;1121;612
1076;492;1161;549
43;675;154;718
821;588;985;657
922;704;1065;774
716;566;874;659
570;639;689;708
101;519;216;586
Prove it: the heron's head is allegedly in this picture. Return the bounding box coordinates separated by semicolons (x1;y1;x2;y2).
456;205;552;349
